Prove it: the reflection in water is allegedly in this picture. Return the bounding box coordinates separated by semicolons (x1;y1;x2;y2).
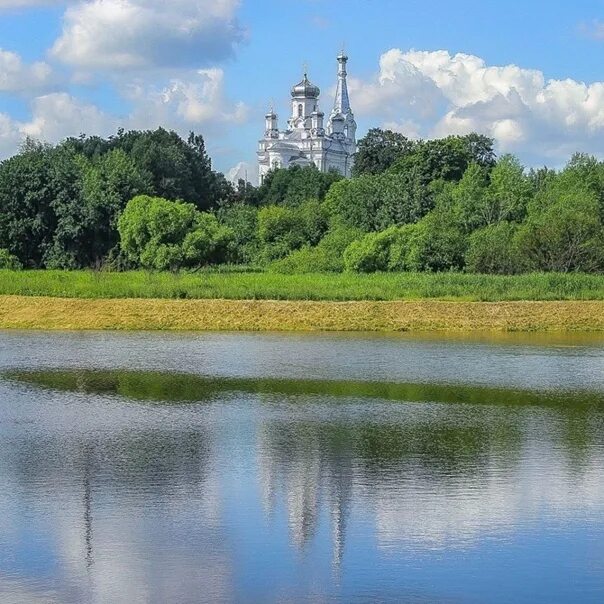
0;333;604;603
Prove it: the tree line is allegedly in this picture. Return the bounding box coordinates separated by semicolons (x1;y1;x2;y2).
1;127;603;274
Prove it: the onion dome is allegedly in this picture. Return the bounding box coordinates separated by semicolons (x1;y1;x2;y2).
291;74;320;99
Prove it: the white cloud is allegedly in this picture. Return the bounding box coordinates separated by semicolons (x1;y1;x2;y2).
51;0;244;70
0;68;248;160
19;92;116;140
227;161;257;185
350;48;604;162
127;68;248;129
0;0;65;7
0;48;53;93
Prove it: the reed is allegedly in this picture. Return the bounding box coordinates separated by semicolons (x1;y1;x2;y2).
0;269;603;302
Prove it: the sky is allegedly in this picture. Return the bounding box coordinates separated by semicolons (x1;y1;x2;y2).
2;0;604;182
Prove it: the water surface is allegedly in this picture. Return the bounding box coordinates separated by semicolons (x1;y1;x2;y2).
1;330;604;603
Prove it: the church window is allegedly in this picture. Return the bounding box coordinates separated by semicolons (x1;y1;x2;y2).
298;104;303;118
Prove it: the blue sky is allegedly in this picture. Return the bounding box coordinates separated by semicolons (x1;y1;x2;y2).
2;0;604;180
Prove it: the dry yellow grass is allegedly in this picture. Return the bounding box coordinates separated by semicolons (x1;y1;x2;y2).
0;295;603;332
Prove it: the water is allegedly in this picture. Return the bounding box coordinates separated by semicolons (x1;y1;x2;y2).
1;330;604;603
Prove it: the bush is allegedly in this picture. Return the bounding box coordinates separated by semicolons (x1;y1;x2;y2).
217;203;260;264
465;222;523;274
257;199;329;263
403;212;467;272
118;195;234;271
516;190;604;272
343;227;403;273
271;226;363;273
0;249;23;270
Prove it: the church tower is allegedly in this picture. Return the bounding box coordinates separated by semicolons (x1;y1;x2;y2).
258;53;357;183
328;53;357;142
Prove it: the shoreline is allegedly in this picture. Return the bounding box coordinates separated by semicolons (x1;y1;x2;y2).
1;295;604;332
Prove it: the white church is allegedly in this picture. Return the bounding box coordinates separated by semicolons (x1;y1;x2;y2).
257;53;357;183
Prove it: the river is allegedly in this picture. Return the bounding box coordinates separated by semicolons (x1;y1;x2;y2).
1;330;603;603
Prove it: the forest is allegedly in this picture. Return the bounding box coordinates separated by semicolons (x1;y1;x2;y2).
0;127;603;275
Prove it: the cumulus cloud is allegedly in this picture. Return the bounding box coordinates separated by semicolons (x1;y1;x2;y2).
19;92;116;140
0;48;53;93
227;161;257;186
51;0;244;70
126;68;247;129
0;0;65;8
350;48;604;162
0;68;248;159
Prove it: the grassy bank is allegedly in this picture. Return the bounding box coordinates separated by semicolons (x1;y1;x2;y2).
1;296;603;332
0;270;604;302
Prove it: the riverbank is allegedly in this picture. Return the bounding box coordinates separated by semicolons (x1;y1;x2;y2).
1;295;603;332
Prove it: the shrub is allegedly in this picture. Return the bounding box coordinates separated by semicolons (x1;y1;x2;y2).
257;199;329;263
0;249;23;270
118;195;234;270
465;222;523;274
271;226;363;273
343;227;402;273
516;192;604;272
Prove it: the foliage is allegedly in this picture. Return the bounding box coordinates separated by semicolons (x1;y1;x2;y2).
390;133;496;182
0;249;22;270
516;189;604;273
465;222;523;274
324;171;433;232
255;165;342;206
0;129;235;269
257;199;329;263
216;202;260;264
352;128;415;176
118;196;234;271
272;226;364;273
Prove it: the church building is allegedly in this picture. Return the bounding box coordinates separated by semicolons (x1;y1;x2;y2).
257;53;357;183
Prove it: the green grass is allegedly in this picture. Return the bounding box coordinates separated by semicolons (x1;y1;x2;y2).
0;269;603;301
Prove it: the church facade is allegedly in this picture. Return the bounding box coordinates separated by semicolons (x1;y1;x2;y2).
257;53;357;183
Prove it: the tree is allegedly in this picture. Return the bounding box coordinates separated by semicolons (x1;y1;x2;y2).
516;191;604;272
255;165;342;206
69;128;233;211
0;142;76;268
391;133;496;183
217;203;260;264
352;128;416;176
343;227;405;273
465;222;523;274
118;195;234;271
256;199;329;263
404;210;467;272
324;172;433;232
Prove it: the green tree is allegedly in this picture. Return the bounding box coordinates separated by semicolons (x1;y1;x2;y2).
271;226;363;273
352;128;416;176
391;133;496;183
216;203;260;264
516;190;604;272
118;195;234;270
465;222;523;274
256;165;341;206
257;199;329;262
0;142;81;268
405;210;467;272
324;172;433;232
343;227;403;273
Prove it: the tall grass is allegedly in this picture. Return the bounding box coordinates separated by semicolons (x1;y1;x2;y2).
0;269;603;301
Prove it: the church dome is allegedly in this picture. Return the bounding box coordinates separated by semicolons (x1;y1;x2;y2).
291;74;320;99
